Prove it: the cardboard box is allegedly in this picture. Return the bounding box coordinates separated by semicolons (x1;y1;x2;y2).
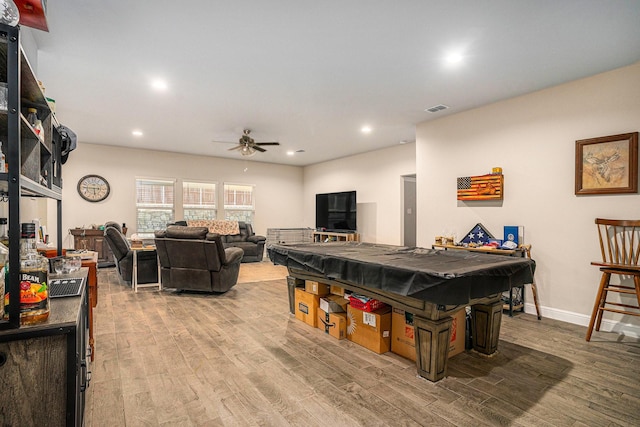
391;308;466;361
330;285;345;296
391;308;416;361
319;294;349;313
295;288;320;328
304;280;330;296
448;309;466;358
317;308;347;340
346;305;392;354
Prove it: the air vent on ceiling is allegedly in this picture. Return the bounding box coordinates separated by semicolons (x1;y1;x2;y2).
425;104;449;113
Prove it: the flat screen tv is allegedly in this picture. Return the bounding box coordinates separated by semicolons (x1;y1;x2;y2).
315;191;357;232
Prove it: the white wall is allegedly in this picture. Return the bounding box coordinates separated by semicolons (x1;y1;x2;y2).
60;144;304;247
416;62;640;336
304;143;416;244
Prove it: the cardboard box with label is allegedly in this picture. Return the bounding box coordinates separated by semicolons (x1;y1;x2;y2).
317;308;347;340
304;280;330;296
346;305;392;354
391;307;466;361
295;288;320;328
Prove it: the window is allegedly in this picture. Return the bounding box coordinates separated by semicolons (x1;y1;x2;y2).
183;181;217;220
136;178;175;237
224;183;255;224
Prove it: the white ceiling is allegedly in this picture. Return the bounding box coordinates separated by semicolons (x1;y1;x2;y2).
30;1;640;166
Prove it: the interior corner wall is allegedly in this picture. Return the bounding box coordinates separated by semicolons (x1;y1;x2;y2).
303;143;416;244
60;144;304;247
416;62;640;335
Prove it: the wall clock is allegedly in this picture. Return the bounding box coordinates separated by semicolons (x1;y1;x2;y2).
77;174;110;202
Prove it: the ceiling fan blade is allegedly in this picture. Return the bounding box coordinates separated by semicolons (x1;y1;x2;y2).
228;145;243;151
253;145;267;152
255;142;280;146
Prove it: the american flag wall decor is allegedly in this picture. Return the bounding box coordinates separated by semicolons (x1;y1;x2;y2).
457;173;504;201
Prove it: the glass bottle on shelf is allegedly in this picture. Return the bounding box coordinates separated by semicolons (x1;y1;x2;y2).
14;222;50;325
0;217;8;247
0;141;5;173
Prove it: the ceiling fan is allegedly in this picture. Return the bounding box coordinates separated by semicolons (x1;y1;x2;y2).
222;129;280;157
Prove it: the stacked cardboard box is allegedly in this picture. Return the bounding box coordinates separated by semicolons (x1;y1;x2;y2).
305;280;330;295
317;294;349;340
294;288;320;328
346;305;392;354
295;280;466;360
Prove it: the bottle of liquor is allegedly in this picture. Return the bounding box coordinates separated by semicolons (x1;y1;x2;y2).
17;222;50;324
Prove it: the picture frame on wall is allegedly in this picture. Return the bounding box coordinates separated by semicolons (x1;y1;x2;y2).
575;132;638;195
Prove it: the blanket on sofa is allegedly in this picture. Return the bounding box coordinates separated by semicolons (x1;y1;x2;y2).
187;219;240;235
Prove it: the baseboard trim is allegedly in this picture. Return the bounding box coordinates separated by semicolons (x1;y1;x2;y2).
524;302;640;339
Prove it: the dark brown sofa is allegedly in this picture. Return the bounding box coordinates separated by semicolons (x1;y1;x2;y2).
168;220;266;262
154;226;243;293
220;222;266;262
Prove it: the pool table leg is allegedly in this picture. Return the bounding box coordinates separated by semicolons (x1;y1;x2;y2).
413;315;453;382
471;300;503;354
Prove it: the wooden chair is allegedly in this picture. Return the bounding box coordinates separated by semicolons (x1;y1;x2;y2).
520;244;542;320
586;218;640;341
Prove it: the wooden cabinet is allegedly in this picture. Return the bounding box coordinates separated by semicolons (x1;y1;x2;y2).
70;228;114;265
0;270;89;426
313;231;360;242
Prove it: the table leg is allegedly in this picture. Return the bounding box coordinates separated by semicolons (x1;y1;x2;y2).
413;315;453;382
471;300;502;354
157;253;162;291
133;249;138;292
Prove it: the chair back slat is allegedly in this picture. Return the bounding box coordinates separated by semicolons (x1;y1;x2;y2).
595;218;640;267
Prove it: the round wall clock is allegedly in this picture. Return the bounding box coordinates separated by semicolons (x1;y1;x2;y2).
77;174;110;202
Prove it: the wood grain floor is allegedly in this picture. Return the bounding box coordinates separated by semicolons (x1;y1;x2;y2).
85;261;640;427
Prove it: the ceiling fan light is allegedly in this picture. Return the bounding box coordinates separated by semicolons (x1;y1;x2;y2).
241;145;256;157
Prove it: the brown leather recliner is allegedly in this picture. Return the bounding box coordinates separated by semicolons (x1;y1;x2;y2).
104;225;158;284
154;226;243;293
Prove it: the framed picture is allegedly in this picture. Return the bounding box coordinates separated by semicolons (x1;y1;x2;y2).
575;132;638;195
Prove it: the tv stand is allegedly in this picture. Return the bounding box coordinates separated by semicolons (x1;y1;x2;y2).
313;231;360;242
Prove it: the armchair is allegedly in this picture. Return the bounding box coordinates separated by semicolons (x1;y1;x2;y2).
104;225;158;284
154;226;244;293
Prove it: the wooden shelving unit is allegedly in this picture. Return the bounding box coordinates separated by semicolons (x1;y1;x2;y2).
313;231;360;242
0;23;63;330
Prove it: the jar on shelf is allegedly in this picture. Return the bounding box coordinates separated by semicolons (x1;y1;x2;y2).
26;107;38;126
0;1;20;27
26;108;44;140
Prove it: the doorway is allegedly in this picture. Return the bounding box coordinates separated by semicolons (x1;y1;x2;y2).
402;174;416;247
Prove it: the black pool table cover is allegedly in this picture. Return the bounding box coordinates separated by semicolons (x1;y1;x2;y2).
268;242;535;306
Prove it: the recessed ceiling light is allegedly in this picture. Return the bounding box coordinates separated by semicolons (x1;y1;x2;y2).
444;51;464;66
286;151;295;156
132;130;143;137
425;104;449;113
361;125;372;134
150;79;168;91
